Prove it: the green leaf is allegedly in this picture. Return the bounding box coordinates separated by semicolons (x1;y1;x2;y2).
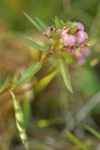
13;62;42;87
66;130;89;150
23;12;43;31
54;16;62;29
59;56;73;93
69;25;78;35
35;17;48;30
50;31;60;40
16;34;48;51
35;69;58;92
10;91;29;150
60;20;65;27
69;21;77;28
65;21;70;28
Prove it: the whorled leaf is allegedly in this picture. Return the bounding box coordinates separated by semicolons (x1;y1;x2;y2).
10;91;29;150
59;56;73;93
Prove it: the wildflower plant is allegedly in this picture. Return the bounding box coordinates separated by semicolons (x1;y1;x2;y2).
16;12;91;93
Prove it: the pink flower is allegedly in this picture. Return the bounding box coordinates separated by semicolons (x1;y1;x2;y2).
75;31;88;44
80;47;91;57
60;33;76;47
76;22;84;31
42;20;90;58
76;55;86;65
76;47;91;65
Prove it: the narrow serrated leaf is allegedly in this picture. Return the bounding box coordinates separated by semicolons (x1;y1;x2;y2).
16;34;47;51
35;17;48;30
23;12;43;31
66;130;89;150
59;56;73;93
10;91;29;150
13;62;42;87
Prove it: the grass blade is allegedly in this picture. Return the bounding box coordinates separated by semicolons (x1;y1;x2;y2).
22;99;31;128
66;130;89;150
59;56;73;93
81;123;100;140
10;91;29;150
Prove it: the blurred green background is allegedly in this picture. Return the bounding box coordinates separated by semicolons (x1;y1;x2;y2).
0;0;100;150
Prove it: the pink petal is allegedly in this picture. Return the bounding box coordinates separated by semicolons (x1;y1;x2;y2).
76;22;84;31
76;31;88;44
60;33;76;47
77;56;86;65
61;28;70;35
55;29;62;34
80;47;91;57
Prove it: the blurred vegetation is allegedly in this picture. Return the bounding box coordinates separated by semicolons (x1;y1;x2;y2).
0;0;100;150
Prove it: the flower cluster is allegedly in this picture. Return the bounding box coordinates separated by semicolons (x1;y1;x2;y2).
43;20;90;65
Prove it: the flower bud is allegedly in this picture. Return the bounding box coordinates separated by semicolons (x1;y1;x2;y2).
76;22;84;31
76;55;86;65
60;33;76;47
67;46;75;53
42;26;55;38
80;47;91;57
75;31;88;44
55;29;62;34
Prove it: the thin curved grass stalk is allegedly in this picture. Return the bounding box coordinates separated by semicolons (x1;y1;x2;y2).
66;130;89;150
